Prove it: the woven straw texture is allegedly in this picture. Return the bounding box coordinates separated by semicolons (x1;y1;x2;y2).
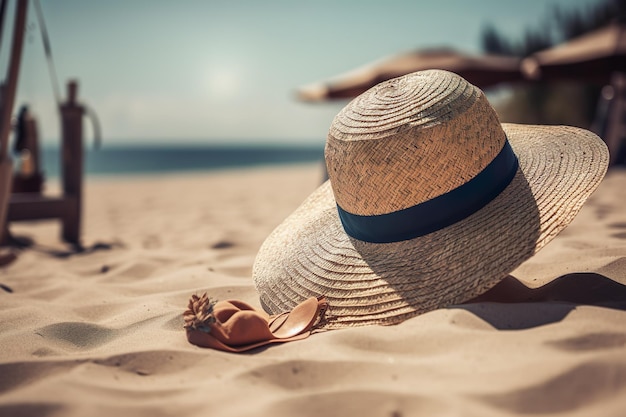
253;70;609;329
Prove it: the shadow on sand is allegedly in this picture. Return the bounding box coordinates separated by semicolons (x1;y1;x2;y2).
457;273;626;330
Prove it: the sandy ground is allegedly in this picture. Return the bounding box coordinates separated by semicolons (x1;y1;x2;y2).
1;162;626;417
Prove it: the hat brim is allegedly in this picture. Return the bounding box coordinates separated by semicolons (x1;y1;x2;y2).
253;123;609;328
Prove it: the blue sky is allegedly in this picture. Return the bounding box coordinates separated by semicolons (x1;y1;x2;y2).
3;0;603;145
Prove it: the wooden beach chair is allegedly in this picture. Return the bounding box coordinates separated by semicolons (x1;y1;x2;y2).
6;81;86;247
1;0;88;250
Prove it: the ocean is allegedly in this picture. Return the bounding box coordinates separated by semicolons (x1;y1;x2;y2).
33;144;325;178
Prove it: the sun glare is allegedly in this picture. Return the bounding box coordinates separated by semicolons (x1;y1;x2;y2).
205;67;242;99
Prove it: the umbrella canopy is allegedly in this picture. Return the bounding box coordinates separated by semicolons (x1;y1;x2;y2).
521;22;626;83
297;48;524;102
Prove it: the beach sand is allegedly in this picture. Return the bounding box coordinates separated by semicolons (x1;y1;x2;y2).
1;162;626;417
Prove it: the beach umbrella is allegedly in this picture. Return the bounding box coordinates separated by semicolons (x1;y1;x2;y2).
521;21;626;83
521;22;626;167
297;48;524;102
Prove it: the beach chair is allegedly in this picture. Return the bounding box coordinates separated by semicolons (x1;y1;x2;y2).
1;0;89;249
5;81;86;247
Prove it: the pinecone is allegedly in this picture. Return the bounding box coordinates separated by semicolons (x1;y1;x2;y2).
183;293;217;333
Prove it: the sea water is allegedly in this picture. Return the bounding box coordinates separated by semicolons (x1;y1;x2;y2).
35;144;324;178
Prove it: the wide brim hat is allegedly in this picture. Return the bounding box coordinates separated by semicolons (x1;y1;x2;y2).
253;69;609;329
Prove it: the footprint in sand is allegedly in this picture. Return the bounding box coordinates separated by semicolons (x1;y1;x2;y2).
36;322;118;349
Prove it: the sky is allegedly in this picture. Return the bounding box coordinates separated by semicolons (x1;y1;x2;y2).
1;0;605;146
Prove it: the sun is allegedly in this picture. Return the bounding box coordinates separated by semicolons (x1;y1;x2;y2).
205;67;242;99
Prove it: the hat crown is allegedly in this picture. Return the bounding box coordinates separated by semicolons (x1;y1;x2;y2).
325;69;507;216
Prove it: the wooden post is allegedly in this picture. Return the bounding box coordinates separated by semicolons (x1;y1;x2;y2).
0;157;12;244
605;72;626;166
59;80;83;245
0;0;28;245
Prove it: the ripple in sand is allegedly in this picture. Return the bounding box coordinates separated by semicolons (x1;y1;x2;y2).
546;332;626;352
258;389;450;417
103;260;162;281
161;313;184;331
236;359;435;392
93;350;208;376
0;403;64;417
0;360;82;394
478;361;626;414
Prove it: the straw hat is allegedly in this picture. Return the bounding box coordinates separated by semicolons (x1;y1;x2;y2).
253;69;609;329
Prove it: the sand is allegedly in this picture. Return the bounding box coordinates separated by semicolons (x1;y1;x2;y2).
1;162;626;417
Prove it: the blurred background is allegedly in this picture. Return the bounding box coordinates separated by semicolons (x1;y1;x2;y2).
1;0;622;177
